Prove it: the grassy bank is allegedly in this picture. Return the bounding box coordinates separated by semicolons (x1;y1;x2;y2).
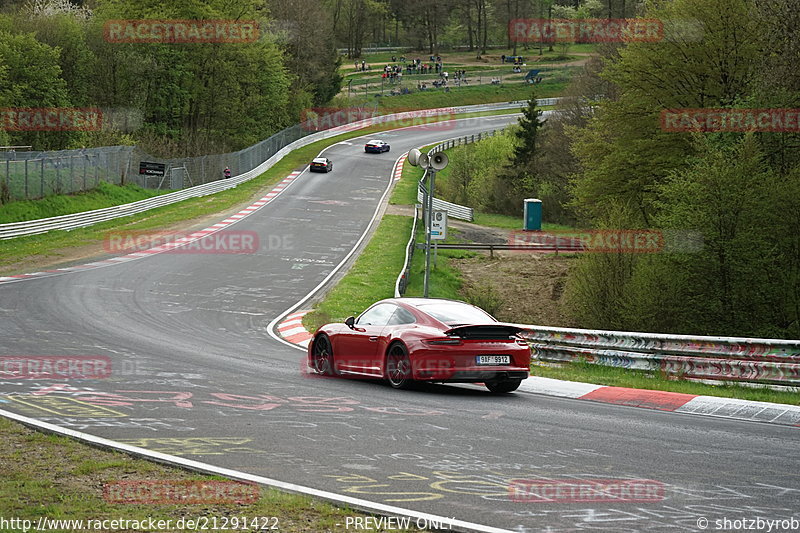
0;417;415;532
362;82;567;113
0;182;169;224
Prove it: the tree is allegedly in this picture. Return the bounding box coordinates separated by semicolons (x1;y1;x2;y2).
0;29;74;150
510;94;546;166
267;0;342;106
569;0;761;225
620;134;796;338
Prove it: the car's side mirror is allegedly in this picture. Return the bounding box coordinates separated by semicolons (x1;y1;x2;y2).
345;316;355;329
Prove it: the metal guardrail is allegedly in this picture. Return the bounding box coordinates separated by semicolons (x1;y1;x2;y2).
0;100;534;240
415;130;506;222
394;204;420;298
518;325;800;386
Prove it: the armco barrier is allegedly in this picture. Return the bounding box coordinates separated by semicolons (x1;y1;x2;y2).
394;204;420;298
415;130;505;223
0;99;538;240
519;325;800;386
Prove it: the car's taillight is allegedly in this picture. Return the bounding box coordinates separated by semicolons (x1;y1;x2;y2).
423;338;462;346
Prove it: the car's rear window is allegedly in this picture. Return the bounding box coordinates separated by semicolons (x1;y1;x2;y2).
417;302;496;325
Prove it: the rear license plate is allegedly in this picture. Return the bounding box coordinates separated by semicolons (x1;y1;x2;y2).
476;355;510;365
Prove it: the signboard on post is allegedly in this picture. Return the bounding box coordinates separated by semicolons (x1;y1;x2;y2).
138;161;165;176
431;210;447;240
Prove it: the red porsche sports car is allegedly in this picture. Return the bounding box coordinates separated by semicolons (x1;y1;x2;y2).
307;298;531;392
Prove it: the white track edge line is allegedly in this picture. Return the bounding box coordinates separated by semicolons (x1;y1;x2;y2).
0;407;511;533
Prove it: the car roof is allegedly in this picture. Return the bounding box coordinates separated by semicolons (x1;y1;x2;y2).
376;297;469;310
312;157;328;163
366;139;384;143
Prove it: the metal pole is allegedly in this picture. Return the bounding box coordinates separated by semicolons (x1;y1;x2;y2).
423;167;436;298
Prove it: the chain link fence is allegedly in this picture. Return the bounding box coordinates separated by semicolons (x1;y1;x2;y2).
0;124;310;202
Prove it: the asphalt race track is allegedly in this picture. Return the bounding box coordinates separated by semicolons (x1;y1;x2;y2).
1;115;799;532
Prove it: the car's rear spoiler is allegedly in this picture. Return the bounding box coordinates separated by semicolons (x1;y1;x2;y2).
444;324;526;340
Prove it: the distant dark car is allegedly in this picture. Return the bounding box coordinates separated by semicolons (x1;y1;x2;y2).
364;139;390;153
310;157;333;172
307;298;531;392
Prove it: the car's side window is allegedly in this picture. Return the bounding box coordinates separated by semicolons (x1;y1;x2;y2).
356;304;396;326
387;307;416;325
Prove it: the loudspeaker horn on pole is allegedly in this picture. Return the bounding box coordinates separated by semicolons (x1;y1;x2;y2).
418;152;430;169
429;152;449;170
407;148;422;166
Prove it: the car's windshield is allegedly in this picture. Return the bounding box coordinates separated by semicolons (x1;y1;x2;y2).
417;302;496;325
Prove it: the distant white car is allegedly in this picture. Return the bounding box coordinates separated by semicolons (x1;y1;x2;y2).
365;140;390;153
310;157;333;172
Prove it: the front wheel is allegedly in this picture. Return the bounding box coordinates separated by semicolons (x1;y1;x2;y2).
485;379;522;393
312;334;336;376
385;343;414;389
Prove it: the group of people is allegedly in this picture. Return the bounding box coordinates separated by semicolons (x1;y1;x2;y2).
352;53;479;95
382;64;403;81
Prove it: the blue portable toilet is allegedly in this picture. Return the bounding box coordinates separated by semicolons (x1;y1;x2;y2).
524;198;542;230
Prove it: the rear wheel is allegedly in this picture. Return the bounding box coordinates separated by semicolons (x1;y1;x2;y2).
312;334;336;376
386;343;414;389
485;379;522;393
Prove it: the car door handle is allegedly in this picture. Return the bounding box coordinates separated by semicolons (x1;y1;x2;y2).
369;336;379;341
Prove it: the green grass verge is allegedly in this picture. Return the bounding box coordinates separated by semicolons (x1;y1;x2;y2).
532;361;800;406
0;416;417;531
0;182;169;224
472;212;573;231
403;226;474;301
